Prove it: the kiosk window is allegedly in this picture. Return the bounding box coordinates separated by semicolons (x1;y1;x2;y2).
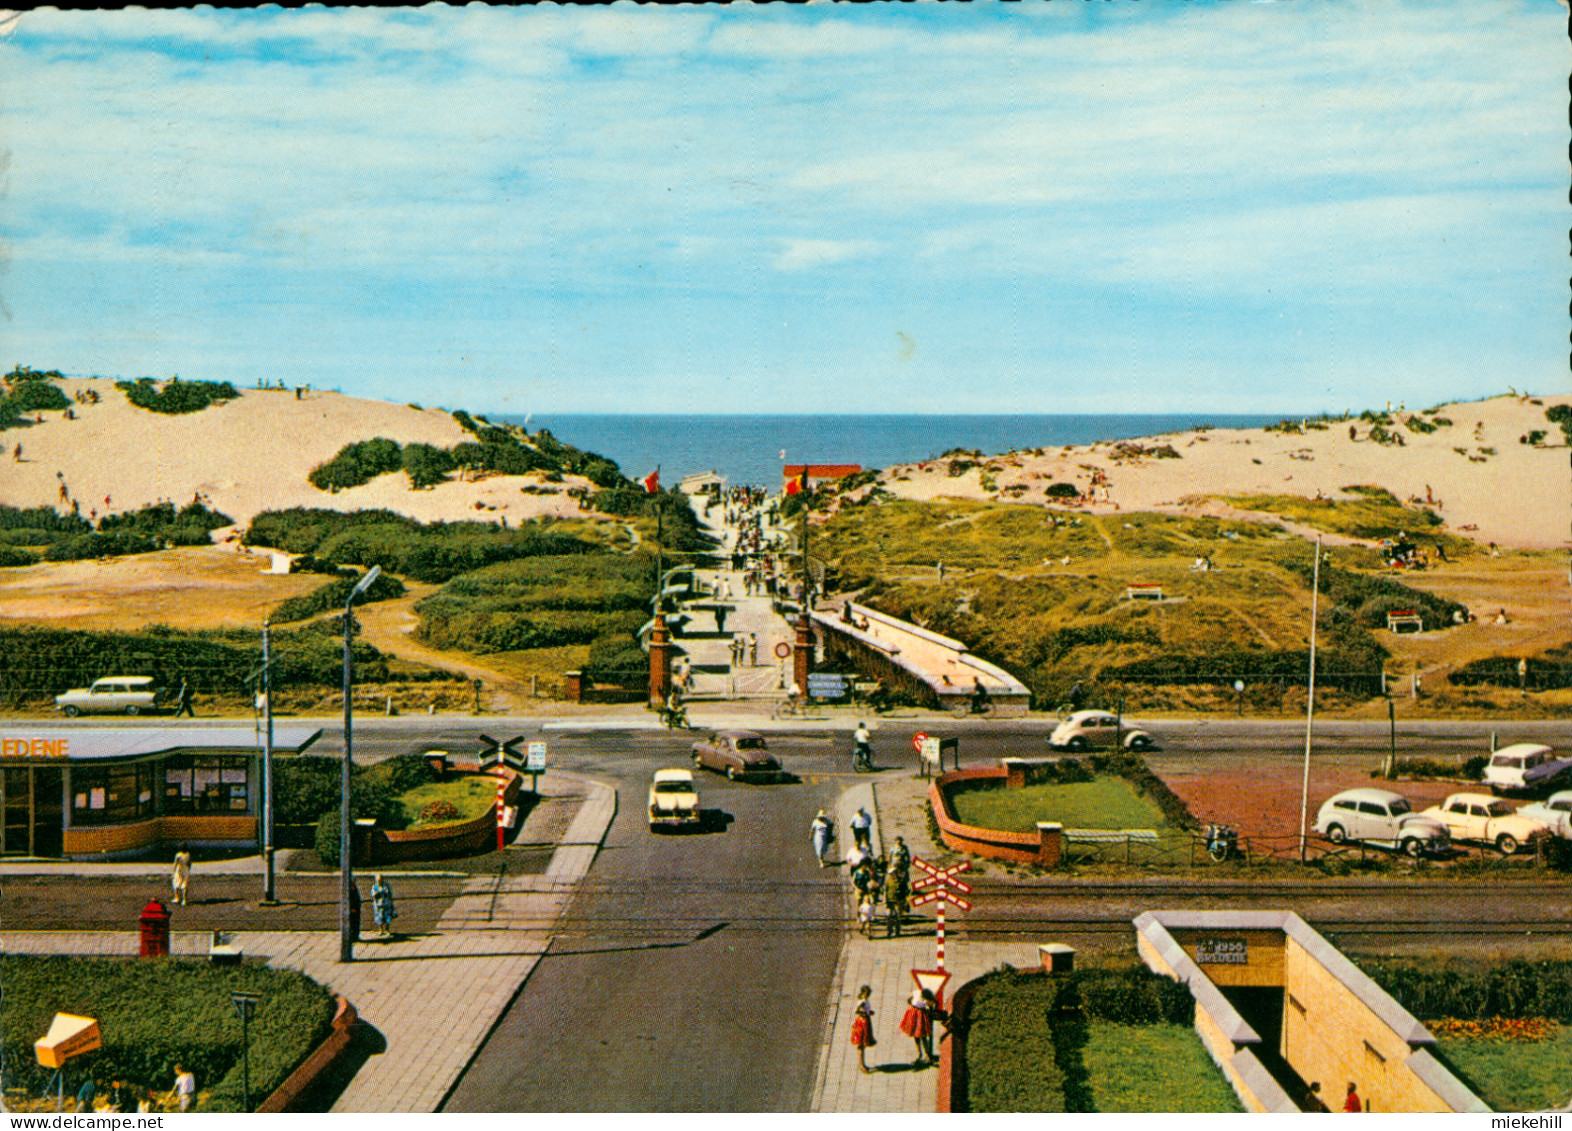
164;755;250;814
72;764;156;826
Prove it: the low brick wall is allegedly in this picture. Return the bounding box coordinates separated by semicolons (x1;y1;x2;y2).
65;814;256;858
373;767;523;863
257;995;358;1114
930;767;1063;866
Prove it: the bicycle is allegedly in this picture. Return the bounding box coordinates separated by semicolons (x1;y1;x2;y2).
852;744;875;773
950;698;996;719
656;703;689;730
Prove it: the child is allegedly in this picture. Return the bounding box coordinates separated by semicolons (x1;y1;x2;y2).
849;985;876;1074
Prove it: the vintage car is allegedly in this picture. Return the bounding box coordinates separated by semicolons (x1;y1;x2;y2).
1047;709;1154;751
1420;792;1552;855
1518;791;1572;839
1314;788;1450;857
55;676;161;717
691;729;782;781
648;768;701;830
1481;743;1572;794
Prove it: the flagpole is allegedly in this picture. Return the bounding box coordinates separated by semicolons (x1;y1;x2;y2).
1298;535;1322;863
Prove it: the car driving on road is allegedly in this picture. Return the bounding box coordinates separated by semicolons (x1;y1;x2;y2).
1047;709;1154;751
1314;788;1450;857
648;768;702;831
1421;792;1552;855
55;676;160;717
691;730;782;781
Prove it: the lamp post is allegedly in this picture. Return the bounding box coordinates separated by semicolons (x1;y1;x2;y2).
340;565;381;963
261;620;277;905
230;991;261;1111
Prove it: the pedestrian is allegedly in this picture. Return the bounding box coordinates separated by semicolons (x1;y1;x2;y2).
890;834;911;876
748;632;758;666
12;443;21;462
171;844;192;906
810;810;834;867
1343;1082;1362;1113
883;862;907;937
173;1065;196;1113
850;806;873;850
857;892;876;937
1303;1081;1327;1112
899;987;942;1066
174;678;194;717
106;1078;132;1112
74;1074;97;1112
849;985;877;1074
371;873;397;937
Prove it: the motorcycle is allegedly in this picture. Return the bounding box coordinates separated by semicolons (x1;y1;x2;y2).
1203;823;1238;862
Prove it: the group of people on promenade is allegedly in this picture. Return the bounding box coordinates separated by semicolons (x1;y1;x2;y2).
75;1065;196;1113
850;983;949;1074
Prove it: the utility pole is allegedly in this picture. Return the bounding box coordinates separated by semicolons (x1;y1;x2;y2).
1297;536;1322;863
340;565;382;963
262;620;277;905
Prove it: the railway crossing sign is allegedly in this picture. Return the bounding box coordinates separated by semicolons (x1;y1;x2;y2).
478;733;525;770
910;857;971;971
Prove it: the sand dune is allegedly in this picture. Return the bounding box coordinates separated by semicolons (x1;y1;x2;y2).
2;378;598;531
872;394;1572;550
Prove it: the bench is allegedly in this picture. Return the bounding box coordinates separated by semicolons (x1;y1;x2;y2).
1386;610;1424;633
1125;584;1164;601
1061;828;1159;844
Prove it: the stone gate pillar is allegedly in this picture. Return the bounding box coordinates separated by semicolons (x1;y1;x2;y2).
649;613;672;706
793;614;812;695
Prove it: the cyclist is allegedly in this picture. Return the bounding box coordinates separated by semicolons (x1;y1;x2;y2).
853;721;873;771
970;678;991;715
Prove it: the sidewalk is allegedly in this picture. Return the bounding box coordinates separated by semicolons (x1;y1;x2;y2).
811;775;1041;1113
0;769;618;1114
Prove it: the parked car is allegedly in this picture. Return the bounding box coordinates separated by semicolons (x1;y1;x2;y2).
1481;743;1572;794
1047;709;1154;751
1517;791;1572;840
1420;792;1552;855
55;676;160;717
1314;788;1450;857
691;729;782;781
648;768;701;830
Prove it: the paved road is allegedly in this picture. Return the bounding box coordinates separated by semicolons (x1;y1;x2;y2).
441;727;850;1112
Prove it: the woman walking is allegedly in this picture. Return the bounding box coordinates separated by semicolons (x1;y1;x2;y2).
171;845;192;907
370;874;397;938
810;810;834;867
849;985;877;1074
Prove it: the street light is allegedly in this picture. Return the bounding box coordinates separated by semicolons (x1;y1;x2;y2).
340;565;381;963
230;991;261;1111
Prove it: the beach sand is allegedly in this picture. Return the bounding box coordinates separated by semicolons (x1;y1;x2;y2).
869;394;1572;551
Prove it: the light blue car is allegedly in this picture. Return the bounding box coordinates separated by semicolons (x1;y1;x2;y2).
1517;791;1572;839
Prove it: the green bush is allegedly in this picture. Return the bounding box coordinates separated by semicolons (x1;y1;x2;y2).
584;635;649;682
1546;404;1572;445
116;376;240;415
0;545;39;567
314;521;594;584
1451;650;1572;691
1359;958;1572;1022
0;504;92;536
243;508;418;554
4;379;71;414
270;571;407;624
43;531;161;561
308;438;405;491
402;442;455;489
0;955;332;1112
98;501;234;541
1045;482;1081;498
273;755;344;826
368;752;439;795
451;440;549;477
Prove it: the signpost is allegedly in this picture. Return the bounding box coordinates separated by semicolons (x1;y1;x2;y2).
526;740;546;792
910;857;971;973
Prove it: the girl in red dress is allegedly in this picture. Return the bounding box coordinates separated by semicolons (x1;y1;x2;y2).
849;985;876;1074
899;988;939;1066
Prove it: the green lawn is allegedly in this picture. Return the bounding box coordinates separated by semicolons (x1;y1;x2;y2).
1084;1022;1243;1112
399;775;500;826
951;778;1170;835
1439;1028;1572;1113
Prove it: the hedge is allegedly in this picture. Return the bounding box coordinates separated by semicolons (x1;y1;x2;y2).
43;531;162;561
1451;650;1572;691
0;955;333;1112
270;571;407;624
1360;958;1572;1022
0;545;39;567
1102;647;1384;696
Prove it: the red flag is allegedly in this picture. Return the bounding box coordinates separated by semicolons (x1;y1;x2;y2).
642;468;660;494
785;470;806;496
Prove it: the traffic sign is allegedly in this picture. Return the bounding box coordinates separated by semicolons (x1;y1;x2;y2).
911;968;952;1007
525;741;547;772
912;731;928;754
478;733;525;770
911;888;972;911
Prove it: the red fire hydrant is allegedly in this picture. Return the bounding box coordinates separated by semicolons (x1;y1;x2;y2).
139;897;172;958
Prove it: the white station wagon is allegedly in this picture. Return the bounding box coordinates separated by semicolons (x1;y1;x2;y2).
1481;743;1572;794
55;676;160;717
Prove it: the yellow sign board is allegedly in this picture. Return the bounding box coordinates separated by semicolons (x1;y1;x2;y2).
35;1013;101;1068
1;737;70;759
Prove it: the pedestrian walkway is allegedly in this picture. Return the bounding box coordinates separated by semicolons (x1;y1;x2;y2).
0;770;618;1114
809;775;1040;1113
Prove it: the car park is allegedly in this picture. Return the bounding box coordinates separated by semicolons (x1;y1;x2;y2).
1517;791;1572;839
1047;709;1154;751
1314;788;1450;857
1420;792;1552;855
1481;743;1572;794
648;768;701;830
55;676;161;717
691;729;782;781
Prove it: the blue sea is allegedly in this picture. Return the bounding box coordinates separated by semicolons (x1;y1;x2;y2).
500;414;1282;489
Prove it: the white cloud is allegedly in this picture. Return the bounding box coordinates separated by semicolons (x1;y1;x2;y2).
772;238;881;272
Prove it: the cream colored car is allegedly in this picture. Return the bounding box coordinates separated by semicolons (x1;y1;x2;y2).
55;676;160;717
648;768;701;831
1421;792;1552;855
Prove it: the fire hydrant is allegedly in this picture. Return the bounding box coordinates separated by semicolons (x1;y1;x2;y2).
139;897;172;958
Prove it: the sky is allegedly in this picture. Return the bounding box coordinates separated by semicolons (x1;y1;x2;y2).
0;2;1565;416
